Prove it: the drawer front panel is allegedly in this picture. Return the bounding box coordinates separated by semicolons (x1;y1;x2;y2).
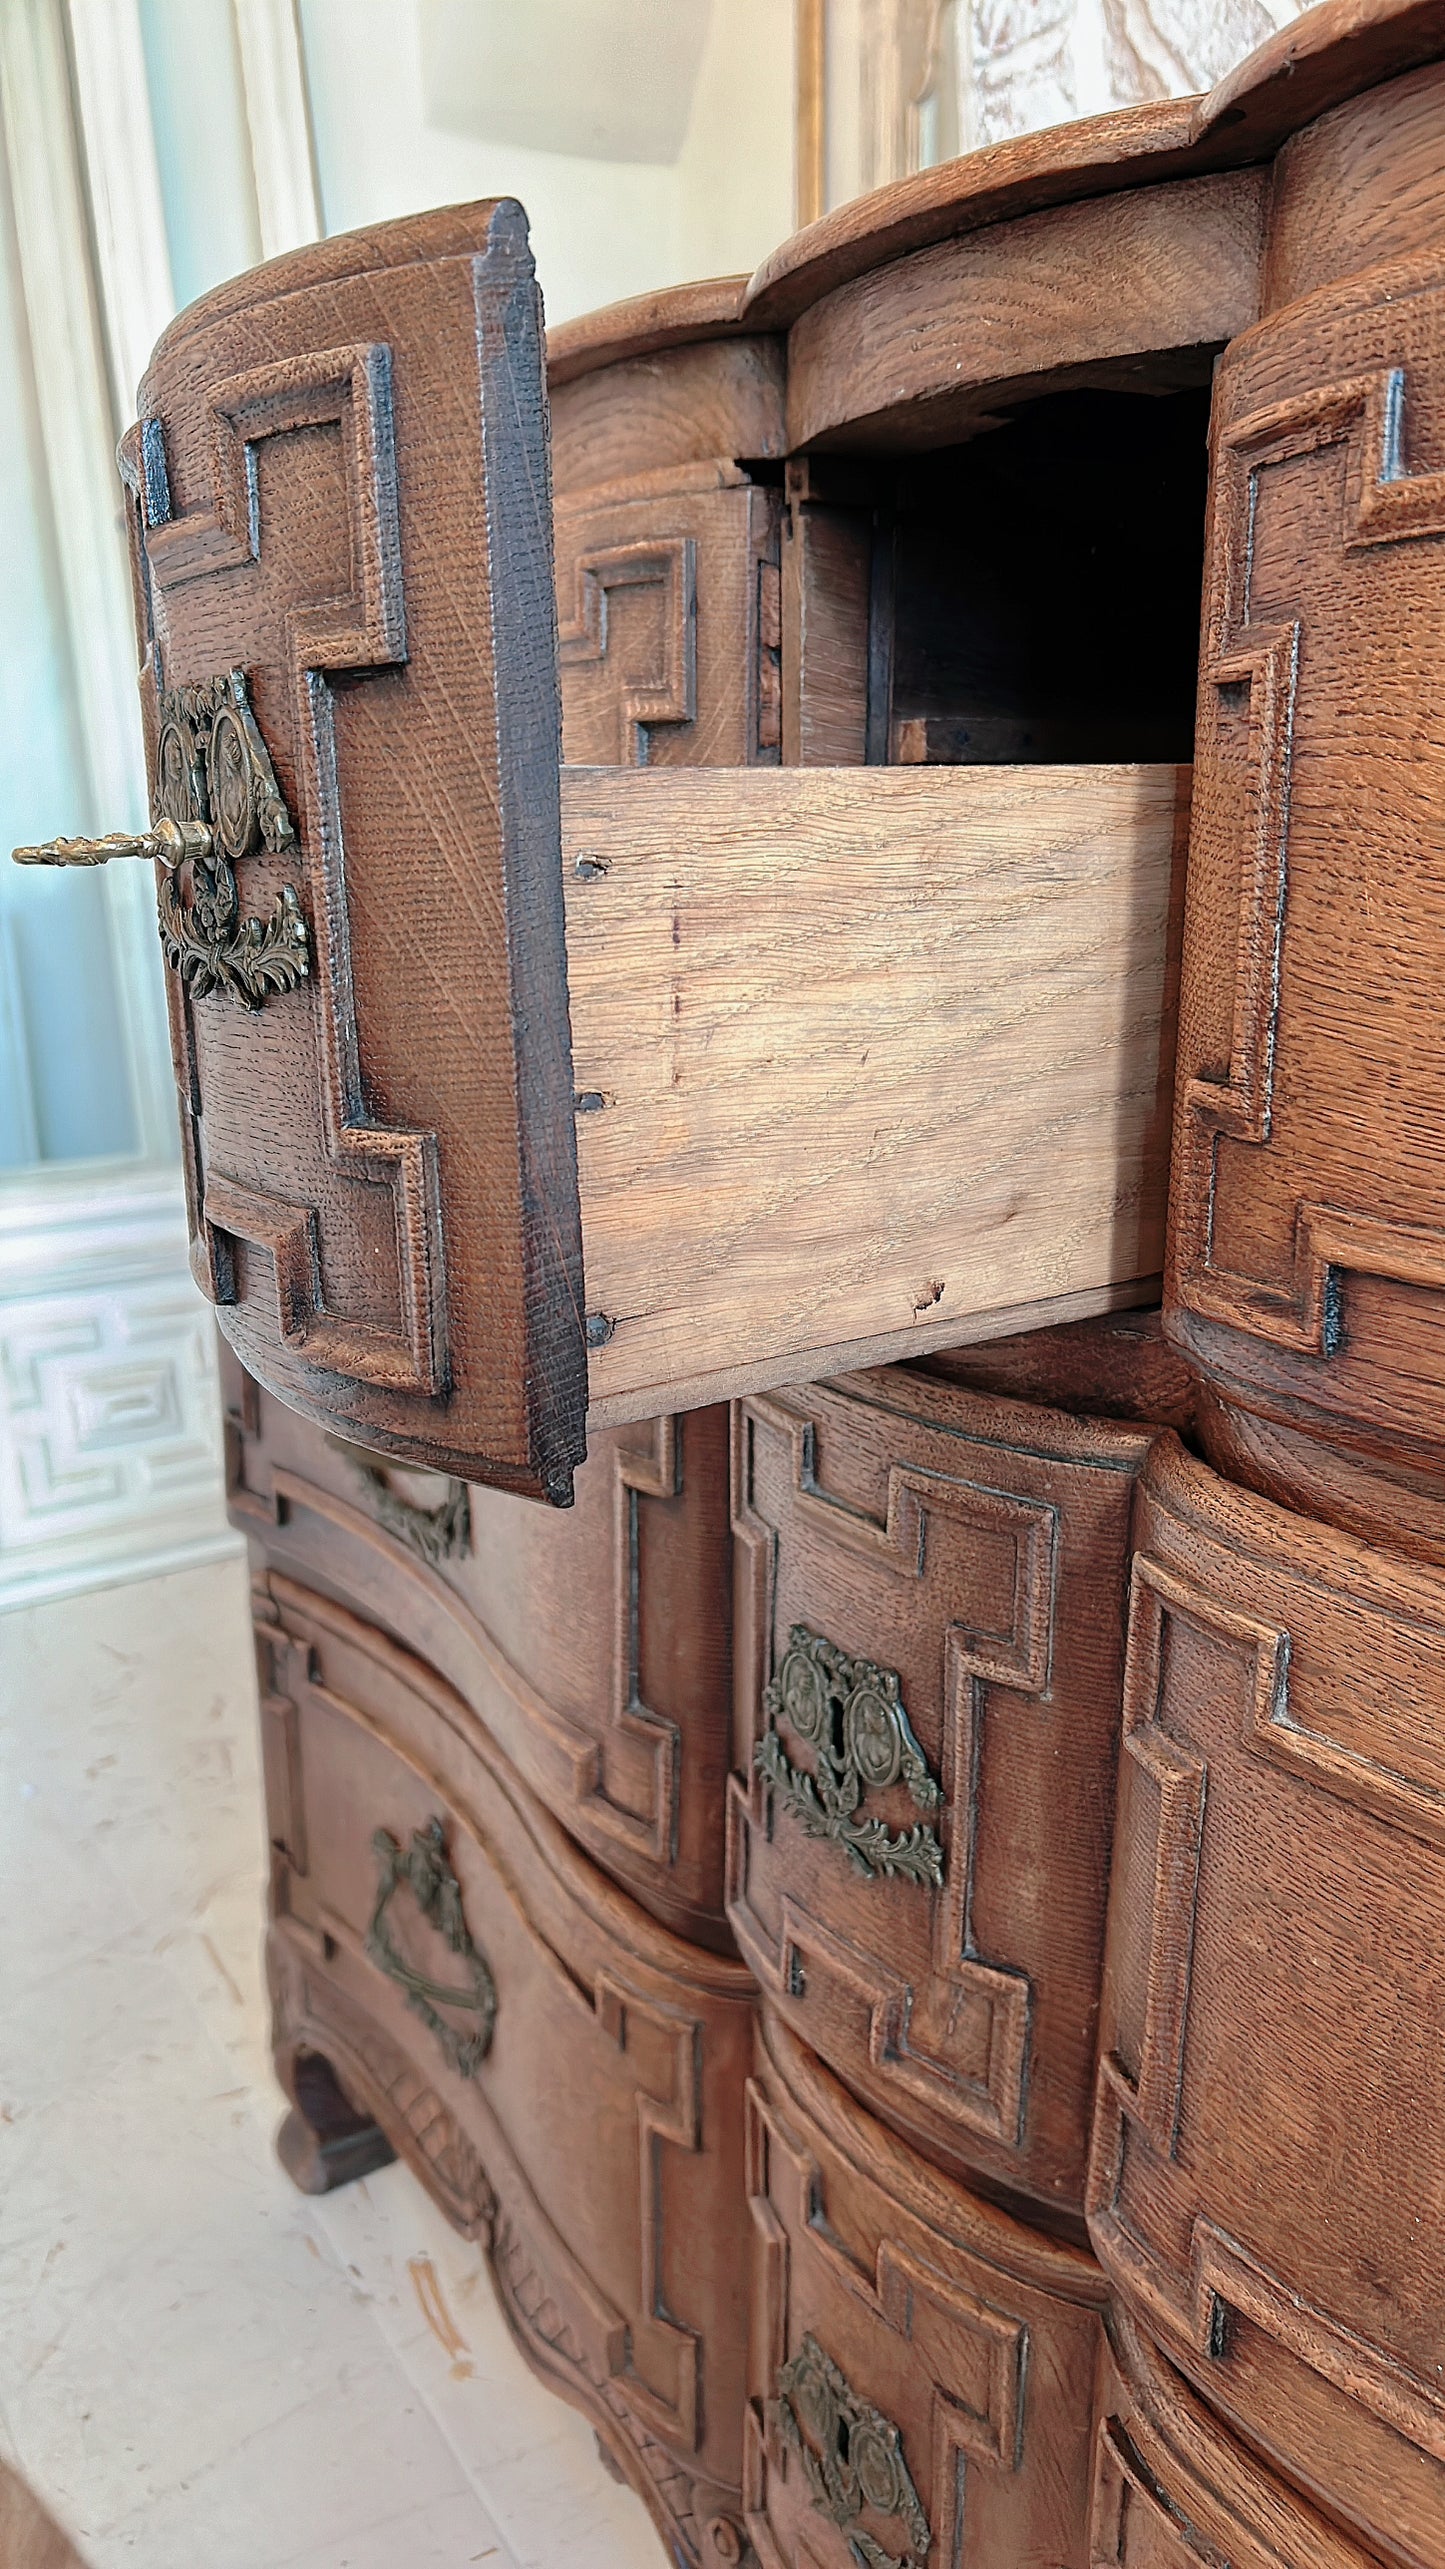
747;2009;1105;2569
549;336;786;499
729;1367;1157;2216
1168;250;1445;1480
227;1349;733;1943
129;203;584;1497
255;1573;754;2564
1089;1438;1445;2568
556;478;781;769
1092;2313;1378;2569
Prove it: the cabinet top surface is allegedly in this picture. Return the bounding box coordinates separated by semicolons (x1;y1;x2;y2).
543;0;1445;386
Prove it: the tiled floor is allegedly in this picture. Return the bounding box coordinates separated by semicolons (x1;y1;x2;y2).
0;1558;656;2568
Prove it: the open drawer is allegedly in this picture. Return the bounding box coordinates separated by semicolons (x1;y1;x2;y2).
15;199;1186;1500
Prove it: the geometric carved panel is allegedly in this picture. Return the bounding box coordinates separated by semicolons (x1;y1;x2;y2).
257;1571;754;2564
1168;259;1445;1467
128;200;586;1497
730;1371;1154;2215
223;1360;735;1943
1087;1437;1445;2566
747;2012;1105;2569
555;476;781;771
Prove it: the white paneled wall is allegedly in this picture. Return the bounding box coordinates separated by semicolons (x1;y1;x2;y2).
0;1177;227;1605
0;0;232;1610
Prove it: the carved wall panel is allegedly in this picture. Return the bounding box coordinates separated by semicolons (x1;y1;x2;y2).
556;471;782;767
1168;255;1445;1492
125;201;584;1496
1088;1437;1445;2569
253;1572;755;2568
0;1242;230;1607
224;1345;734;1945
746;2007;1105;2569
728;1366;1160;2220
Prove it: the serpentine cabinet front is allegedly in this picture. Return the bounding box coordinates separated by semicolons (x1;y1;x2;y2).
17;4;1445;2562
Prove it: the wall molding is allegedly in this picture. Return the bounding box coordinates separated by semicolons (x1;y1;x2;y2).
233;0;322;257
0;1171;237;1612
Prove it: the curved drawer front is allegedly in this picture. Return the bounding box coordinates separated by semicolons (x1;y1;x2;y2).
1093;2312;1380;2569
556;474;781;769
130;200;586;1498
746;2008;1106;2569
1089;1438;1445;2568
729;1366;1160;2217
254;1572;754;2566
548;328;786;498
227;1351;733;1943
1166;248;1445;1487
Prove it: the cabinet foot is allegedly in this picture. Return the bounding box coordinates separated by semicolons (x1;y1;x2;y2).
276;2050;396;2196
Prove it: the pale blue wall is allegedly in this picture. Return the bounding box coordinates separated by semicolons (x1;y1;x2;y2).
0;148;135;1170
138;0;261;308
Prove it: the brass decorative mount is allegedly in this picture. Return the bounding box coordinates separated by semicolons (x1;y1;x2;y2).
772;2333;931;2569
366;1818;498;2081
757;1624;945;1886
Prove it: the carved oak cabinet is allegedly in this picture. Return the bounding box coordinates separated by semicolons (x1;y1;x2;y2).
18;0;1445;2560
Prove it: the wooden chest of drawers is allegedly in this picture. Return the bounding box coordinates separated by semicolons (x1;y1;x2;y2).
16;0;1445;2557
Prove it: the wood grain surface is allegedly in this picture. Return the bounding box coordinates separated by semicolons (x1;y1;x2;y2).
563;761;1188;1425
1264;56;1445;310
742;0;1445;327
1165;239;1445;1509
1094;2308;1383;2567
729;1365;1163;2224
129;197;586;1500
550;338;785;496
784;172;1264;451
1090;1435;1445;2568
748;2007;1106;2569
920;1303;1197;1427
260;1573;756;2567
225;1348;736;1945
546;273;753;387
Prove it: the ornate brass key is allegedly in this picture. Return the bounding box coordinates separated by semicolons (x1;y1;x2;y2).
14;818;213;870
9;669;310;1011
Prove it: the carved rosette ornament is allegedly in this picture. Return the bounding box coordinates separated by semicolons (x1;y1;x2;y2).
11;666;309;1012
756;1625;944;1884
773;2335;931;2569
366;1817;498;2079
